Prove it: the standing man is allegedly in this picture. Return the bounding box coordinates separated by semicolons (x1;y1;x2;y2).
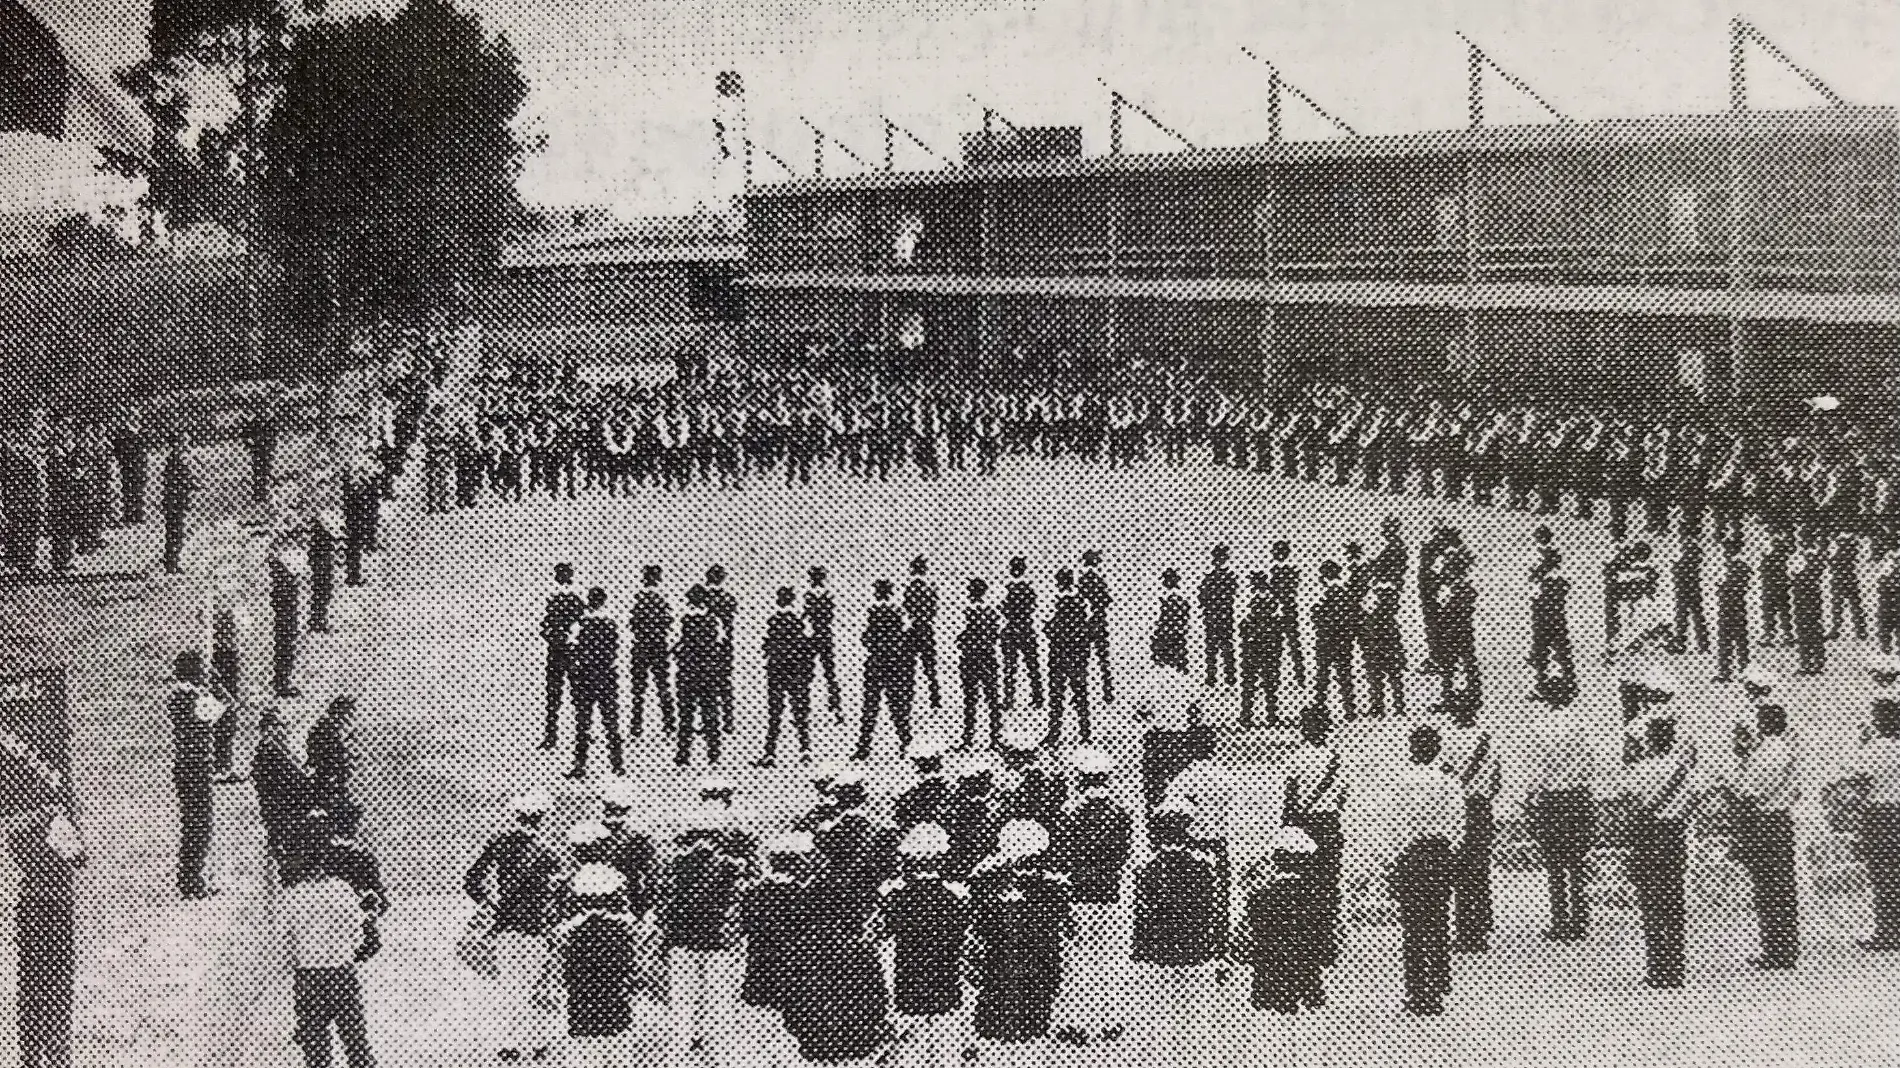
1238;572;1278;730
1045;569;1093;747
269;549;304;699
905;557;944;712
1530;558;1577;686
1198;545;1239;689
1000;557;1044;711
1151;569;1191;675
1268;542;1307;692
805;566;843;722
1875;546;1900;655
159;435;195;575
110;403;148;525
1829;532;1868;643
855;579;915;761
1442;697;1502;954
566;587;625;780
1715;541;1754;683
757;586;815;768
1311;561;1357;723
1078;549;1114;704
1436;555;1480;695
1789;544;1827;676
281;849;378;1068
541;564;586;751
661;807;754;1061
675;586;726;767
242;398;280;505
1623;713;1698;989
202;571;247;784
252;707;313;878
307;512;339;635
6;801;87;1068
703;565;739;735
1845;687;1900;950
464;792;563;1062
1361;580;1407;720
626;565;675;737
878;824;974;1068
1731;699;1799;969
306;697;359;813
1671;540;1710;656
957;578;1003;751
1761;532;1794;649
169;651;224;900
1385;725;1464;1016
1524;677;1595;941
1282;706;1346;970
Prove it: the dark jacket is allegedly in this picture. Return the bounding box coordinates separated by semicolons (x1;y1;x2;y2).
1044;593;1091;664
169;683;215;785
626;590;672;652
1056;793;1134;904
881;873;972;1016
740;875;806;1009
969;867;1072;1042
1131;847;1224;966
661;841;749;951
1001;580;1037;635
464;829;562;935
305;713;353;806
542;587;585;645
862;603;911;676
803;588;835;638
1198;566;1238;624
251;734;311;849
895;776;954;830
762;610;814;680
556;910;646;1037
958;604;1002;663
675;612;725;688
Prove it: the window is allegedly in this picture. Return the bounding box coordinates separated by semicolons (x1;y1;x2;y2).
1668;187;1701;249
1433;195;1463;247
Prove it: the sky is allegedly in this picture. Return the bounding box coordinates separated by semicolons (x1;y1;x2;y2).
4;0;1899;220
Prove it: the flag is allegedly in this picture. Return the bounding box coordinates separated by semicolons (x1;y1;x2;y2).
0;0;150;158
716;70;743;98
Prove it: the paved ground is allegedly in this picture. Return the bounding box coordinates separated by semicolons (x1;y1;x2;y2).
5;443;1900;1067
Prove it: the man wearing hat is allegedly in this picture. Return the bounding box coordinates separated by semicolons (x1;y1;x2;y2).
804;566;843;722
626;565;676;737
906;556;945;712
168;651;226;899
598;781;657;918
1199;545;1239;689
1045;569;1095;746
856;579;916;762
1524;678;1595;941
1163;728;1235;954
880;823;974;1068
1078;550;1115;705
969;819;1073;1053
995;730;1068;827
700;565;738;735
757;586;816;769
897;741;956;829
674;585;725;767
1845;686;1900;950
1729;695;1800;970
566;587;625;780
1282;706;1346;962
815;769;900;905
1385;725;1464;1016
1619;668;1679;765
1789;541;1827;676
1052;748;1135;1046
307;510;340;635
548;822;616;924
659;800;752;1061
1151;569;1192;675
958;578;1005;751
1622;714;1698;988
1714;542;1753;683
1131;803;1223;1066
1530;557;1576;687
1000;557;1044;711
551;864;648;1068
252;706;313;881
540;564;586;751
463;791;563;1061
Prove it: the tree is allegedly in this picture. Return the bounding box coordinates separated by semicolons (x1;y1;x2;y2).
256;0;528;354
44;212;136;260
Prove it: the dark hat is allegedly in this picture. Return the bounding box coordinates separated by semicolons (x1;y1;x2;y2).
1529;675;1578;707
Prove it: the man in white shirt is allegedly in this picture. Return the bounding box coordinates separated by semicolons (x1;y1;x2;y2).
1524;679;1597;942
1442;699;1502;954
282;854;376;1068
1845;691;1900;950
1732;700;1800;969
1282;706;1346;966
1386;725;1464;1016
1622;714;1698;989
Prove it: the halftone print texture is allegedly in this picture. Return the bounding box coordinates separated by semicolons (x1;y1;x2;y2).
3;2;1900;1067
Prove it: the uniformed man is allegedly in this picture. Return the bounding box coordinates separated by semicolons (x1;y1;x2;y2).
906;557;945;711
1001;557;1045;711
1310;561;1357;722
1730;699;1799;969
242;398;280;505
268;549;303;699
463;791;562;1062
1523;677;1594;940
1078;550;1114;704
1829;531;1868;643
1053;748;1136;1046
1761;532;1794;649
738;831;812;1035
757;586;815;768
703;565;738;734
1131;803;1223;1068
1669;539;1709;656
1237;572;1279;730
1045;569;1094;746
1283;705;1345;963
853;579;915;762
957;578;1004;750
1362;580;1407;719
1151;569;1191;675
804;566;843;721
541;564;586;751
159;436;196;575
1844;682;1900;950
111;404;149;526
550;864;647;1068
1442;695;1502;954
6;801;87;1068
626;565;675;737
201;572;247;783
1436;554;1480;694
1789;542;1827;676
307;511;339;634
878;823;973;1068
168;651;225;899
1715;541;1754;683
1385;725;1464;1015
252;707;313;879
1198;545;1239;689
1623;713;1698;988
675;585;726;767
566;587;625;779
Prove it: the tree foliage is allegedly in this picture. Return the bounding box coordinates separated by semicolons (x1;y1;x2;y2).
256;0;528;339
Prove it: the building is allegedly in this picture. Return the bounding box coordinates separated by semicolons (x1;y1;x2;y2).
740;103;1899;416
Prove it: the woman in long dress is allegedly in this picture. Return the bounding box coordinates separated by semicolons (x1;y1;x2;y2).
968;820;1074;1062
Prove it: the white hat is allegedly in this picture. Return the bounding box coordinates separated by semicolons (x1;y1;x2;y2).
1624;665;1679;696
830;767;867;791
697;775;738;796
906;740;949;762
565;820;609;848
1270;827;1318;855
1807;395;1842;412
570;864;626;898
1069;748;1116;776
1740;666;1779;690
1000;727;1043;754
1155;798;1196;821
765;832;816;856
898;823;951;858
510;790;554;817
1866;652;1900;676
598;780;638;810
810;760;848;787
996;819;1050;860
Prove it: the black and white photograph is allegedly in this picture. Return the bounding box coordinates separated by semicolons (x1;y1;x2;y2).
3;0;1900;1065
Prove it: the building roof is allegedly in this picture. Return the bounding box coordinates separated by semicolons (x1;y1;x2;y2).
749;105;1899;198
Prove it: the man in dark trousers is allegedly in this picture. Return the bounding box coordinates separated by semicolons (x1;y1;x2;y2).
675;586;726;766
805;567;842;721
1760;533;1794;648
242;399;280;505
1311;561;1357;722
1437;556;1480;694
307;512;338;634
1525;678;1594;941
1671;540;1710;656
905;557;944;711
1268;542;1307;688
1789;543;1827;676
1000;557;1044;710
6;801;87;1068
1045;568;1093;747
627;565;675;737
855;579;914;761
269;549;303;699
1830;532;1868;642
1530;560;1576;686
1624;713;1696;989
1198;544;1239;688
203;577;246;783
169;651;224;899
1442;697;1502;953
1151;569;1191;674
757;586;816;768
1732;700;1799;969
111;404;149;525
464;791;563;1061
878;823;974;1058
1876;548;1900;655
252;707;312;879
540;564;586;751
1417;522;1460;673
1715;542;1754;682
957;577;1003;750
339;464;369;589
1078;549;1114;704
1386;725;1463;1015
159;436;196;575
703;565;739;734
566;587;624;779
1847;691;1900;950
1361;580;1407;719
1238;572;1281;730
